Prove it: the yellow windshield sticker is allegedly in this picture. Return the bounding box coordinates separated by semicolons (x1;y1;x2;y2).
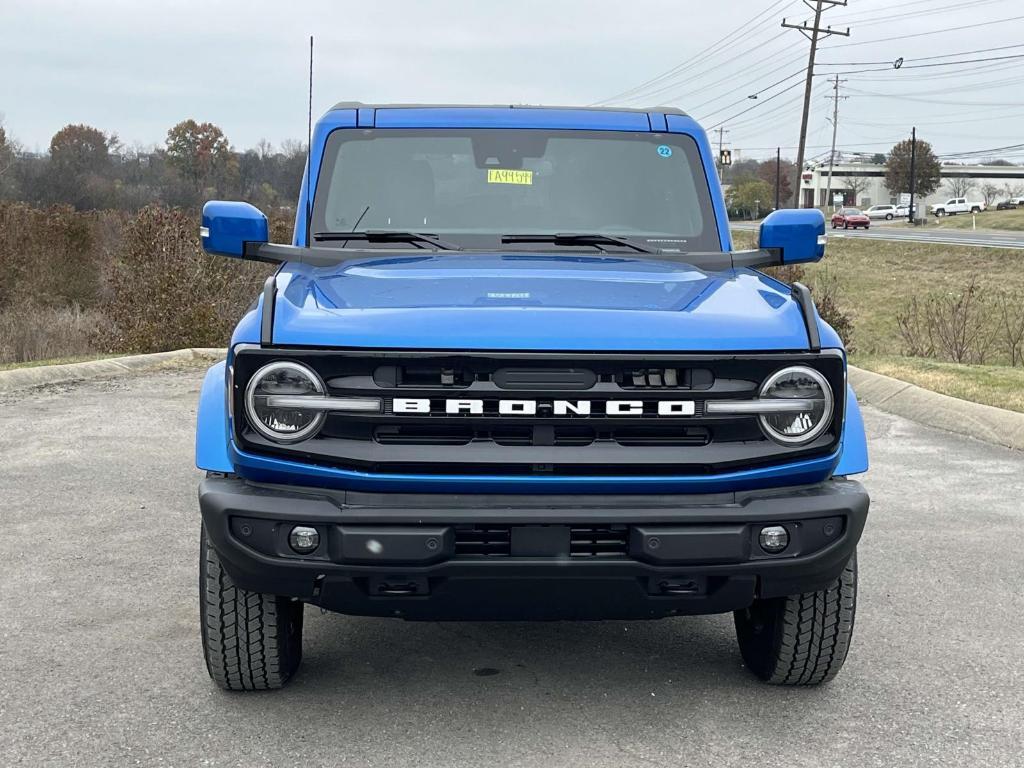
487;169;533;185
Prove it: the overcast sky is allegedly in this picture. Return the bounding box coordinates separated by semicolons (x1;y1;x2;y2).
3;0;1022;161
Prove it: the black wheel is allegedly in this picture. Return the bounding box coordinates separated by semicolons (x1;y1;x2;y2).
935;209;944;217
843;223;849;230
200;526;304;690
885;213;893;220
734;553;857;686
831;222;837;229
971;207;980;214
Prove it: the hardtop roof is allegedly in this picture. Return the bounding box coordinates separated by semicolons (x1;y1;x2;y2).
328;101;690;117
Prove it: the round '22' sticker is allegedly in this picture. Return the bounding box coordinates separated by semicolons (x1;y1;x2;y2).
657;145;673;158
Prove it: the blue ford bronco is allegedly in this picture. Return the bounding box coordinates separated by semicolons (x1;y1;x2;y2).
197;103;869;690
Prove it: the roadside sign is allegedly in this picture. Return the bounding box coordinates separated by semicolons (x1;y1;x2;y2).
833;193;844;204
899;193;911;205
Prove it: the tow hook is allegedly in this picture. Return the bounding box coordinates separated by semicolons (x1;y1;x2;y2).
656;578;700;595
369;576;429;596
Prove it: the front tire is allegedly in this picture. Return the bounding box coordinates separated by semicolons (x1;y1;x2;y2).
734;553;857;685
885;213;893;220
200;526;304;690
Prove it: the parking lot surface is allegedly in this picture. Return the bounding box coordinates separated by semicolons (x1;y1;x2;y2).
2;365;1022;767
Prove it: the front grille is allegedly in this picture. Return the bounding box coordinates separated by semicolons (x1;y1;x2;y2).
454;526;511;556
570;526;628;557
452;525;628;558
233;348;845;476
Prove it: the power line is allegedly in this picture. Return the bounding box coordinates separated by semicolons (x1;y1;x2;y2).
819;41;1024;66
703;78;808;129
681;54;807;112
610;30;794;106
820;52;1024;76
693;69;807;120
592;0;798;104
829;0;1007;28
827;13;1024;48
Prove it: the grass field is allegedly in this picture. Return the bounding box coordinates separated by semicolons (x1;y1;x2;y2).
933;207;1024;231
803;237;1024;359
855;356;1024;413
732;228;1024;410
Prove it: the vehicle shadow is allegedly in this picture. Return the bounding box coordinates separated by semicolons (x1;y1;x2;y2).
288;609;752;700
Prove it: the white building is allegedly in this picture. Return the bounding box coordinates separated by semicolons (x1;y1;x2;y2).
798;161;1024;210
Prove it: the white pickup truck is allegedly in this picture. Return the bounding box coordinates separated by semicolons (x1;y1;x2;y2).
930;198;986;216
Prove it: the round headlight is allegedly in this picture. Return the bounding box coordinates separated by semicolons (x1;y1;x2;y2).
244;361;326;443
758;366;833;445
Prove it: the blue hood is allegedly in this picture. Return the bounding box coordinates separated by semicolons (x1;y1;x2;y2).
267;252;815;352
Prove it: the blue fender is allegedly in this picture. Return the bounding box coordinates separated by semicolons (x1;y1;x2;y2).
195;361;233;473
834;384;869;476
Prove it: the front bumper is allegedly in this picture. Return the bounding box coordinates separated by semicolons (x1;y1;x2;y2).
199;476;869;620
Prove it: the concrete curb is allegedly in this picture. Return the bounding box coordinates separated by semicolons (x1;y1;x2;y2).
0;348;226;393
849;365;1024;452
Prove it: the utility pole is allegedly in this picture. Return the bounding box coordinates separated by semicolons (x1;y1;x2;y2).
823;74;847;212
908;126;917;225
715;126;730;179
783;0;849;208
775;147;781;210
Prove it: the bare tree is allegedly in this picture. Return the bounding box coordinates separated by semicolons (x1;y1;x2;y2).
844;176;871;205
981;184;1001;206
997;291;1024;366
944;176;975;198
1004;182;1024;199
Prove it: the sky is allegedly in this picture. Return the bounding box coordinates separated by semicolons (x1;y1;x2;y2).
2;0;1023;162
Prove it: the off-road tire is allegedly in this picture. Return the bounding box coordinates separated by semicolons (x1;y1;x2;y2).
734;553;857;685
200;527;303;690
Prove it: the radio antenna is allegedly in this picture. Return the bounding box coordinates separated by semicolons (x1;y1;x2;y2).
305;35;314;246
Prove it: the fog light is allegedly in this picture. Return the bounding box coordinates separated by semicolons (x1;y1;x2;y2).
289;525;320;554
759;525;789;554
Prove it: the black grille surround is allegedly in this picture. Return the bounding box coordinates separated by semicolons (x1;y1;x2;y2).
232;347;846;477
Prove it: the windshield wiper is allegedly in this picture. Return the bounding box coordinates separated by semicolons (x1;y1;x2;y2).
314;230;462;251
501;233;656;254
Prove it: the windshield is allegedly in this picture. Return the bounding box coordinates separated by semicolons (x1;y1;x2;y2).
311;128;719;251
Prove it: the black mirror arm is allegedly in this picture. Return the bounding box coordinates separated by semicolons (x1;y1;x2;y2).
243;241;364;267
729;248;782;270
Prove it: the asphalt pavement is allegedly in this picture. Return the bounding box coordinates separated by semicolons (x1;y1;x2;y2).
733;220;1024;249
2;365;1023;767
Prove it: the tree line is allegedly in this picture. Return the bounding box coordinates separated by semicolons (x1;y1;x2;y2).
0;119;304;213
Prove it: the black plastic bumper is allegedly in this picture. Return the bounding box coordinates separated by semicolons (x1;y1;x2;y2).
199;477;869;620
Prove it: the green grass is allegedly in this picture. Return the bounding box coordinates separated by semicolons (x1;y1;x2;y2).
856;356;1024;413
799;237;1024;360
731;229;1024;410
933;207;1024;231
0;353;121;372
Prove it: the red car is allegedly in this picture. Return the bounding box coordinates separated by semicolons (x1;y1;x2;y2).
831;208;870;230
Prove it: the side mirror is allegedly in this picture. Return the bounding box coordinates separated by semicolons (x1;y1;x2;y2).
758;208;825;264
201;201;268;258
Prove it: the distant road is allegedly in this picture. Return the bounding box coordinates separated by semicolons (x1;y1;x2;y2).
733;221;1024;249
